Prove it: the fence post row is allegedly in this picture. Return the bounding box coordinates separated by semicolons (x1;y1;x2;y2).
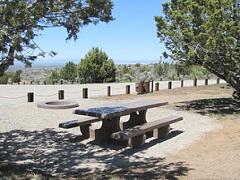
21;78;224;103
83;88;88;99
58;90;64;100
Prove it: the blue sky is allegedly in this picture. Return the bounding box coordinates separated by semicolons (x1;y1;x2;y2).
35;0;166;65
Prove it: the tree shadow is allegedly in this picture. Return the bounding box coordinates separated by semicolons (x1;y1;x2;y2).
0;129;191;179
176;98;240;116
88;129;184;151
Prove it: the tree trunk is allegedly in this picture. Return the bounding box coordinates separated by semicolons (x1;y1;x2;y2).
0;46;15;76
231;81;240;100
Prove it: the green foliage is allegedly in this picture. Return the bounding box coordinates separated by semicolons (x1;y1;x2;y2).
123;73;135;82
155;0;240;97
117;62;211;82
60;61;77;81
154;62;164;77
122;65;131;74
176;63;191;78
0;0;113;75
135;63;141;67
139;65;150;73
77;47;116;83
189;65;210;79
0;74;8;84
48;70;60;83
11;70;22;83
154;61;169;78
2;70;22;83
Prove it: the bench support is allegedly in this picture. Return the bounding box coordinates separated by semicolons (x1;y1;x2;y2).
90;117;121;142
153;125;170;139
112;115;183;148
128;134;146;148
80;125;91;138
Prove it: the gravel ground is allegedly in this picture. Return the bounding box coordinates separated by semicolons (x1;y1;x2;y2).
0;83;222;177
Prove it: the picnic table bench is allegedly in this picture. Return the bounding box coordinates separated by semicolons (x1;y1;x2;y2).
59;99;183;148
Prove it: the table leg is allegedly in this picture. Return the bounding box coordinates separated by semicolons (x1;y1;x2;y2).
122;110;147;129
80;125;90;138
90;117;121;142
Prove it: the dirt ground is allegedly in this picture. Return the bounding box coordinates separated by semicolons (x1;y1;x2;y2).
166;86;240;180
99;84;240;179
1;84;240;179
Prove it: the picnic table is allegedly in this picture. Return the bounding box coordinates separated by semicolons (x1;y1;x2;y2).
59;99;183;148
72;99;168;141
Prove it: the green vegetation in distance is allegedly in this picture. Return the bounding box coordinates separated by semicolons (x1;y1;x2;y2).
46;59;212;84
77;47;116;83
0;70;22;84
0;0;113;76
60;62;77;82
155;0;240;98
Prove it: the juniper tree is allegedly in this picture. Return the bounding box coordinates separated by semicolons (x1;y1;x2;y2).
156;0;240;98
0;0;113;76
77;47;116;83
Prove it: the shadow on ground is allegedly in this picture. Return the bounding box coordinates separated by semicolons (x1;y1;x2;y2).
176;98;240;116
0;129;190;179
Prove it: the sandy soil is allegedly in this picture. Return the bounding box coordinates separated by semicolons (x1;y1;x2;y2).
0;83;239;179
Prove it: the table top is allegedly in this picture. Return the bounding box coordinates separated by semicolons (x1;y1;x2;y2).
73;99;168;119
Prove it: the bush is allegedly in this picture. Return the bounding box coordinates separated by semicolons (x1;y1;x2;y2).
60;61;77;81
48;70;60;83
77;47;116;83
0;74;9;84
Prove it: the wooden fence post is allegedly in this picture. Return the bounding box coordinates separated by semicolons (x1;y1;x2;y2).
126;85;130;94
58;90;64;100
107;86;111;96
27;92;34;102
205;79;208;85
193;78;197;86
168;81;172;89
151;80;154;93
155;82;159;91
181;79;184;88
83;88;88;99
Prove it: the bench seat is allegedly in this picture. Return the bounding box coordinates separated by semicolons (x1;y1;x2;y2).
58;117;100;138
59;117;100;128
111;115;183;148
